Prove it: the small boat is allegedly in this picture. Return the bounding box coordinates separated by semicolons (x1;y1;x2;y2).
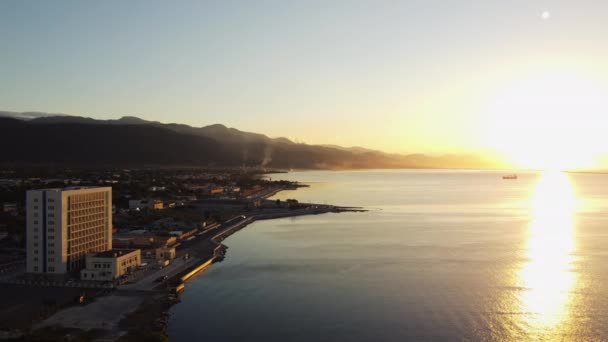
502;174;518;180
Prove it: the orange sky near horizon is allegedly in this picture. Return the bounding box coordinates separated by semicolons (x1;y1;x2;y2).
3;1;608;170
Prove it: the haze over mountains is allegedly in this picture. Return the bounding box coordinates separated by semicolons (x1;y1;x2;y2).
0;111;501;169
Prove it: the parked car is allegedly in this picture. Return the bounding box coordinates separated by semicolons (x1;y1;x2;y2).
154;275;169;282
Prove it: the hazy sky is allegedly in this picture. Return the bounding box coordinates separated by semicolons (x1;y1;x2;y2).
2;1;608;162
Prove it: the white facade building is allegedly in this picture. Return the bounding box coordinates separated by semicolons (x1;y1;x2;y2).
26;187;112;275
80;249;141;281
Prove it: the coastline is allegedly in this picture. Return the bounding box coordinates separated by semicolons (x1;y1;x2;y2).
11;183;365;341
116;190;364;341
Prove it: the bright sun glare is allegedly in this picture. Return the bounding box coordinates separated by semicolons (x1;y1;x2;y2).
483;72;607;170
518;171;578;330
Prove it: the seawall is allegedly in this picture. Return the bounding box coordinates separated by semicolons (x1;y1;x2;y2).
179;258;215;283
170;217;254;288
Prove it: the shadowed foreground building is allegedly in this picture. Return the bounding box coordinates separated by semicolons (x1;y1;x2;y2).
26;187;112;275
80;249;141;281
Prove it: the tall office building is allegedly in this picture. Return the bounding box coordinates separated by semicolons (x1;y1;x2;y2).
26;187;112;274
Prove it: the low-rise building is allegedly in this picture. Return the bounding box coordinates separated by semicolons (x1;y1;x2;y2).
151;200;164;210
80;249;141;281
156;247;176;261
112;234;177;249
128;199;164;210
152;235;177;247
2;203;18;215
128;199;148;210
210;187;224;195
169;228;199;240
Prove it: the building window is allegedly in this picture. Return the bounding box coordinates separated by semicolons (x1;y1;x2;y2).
34;220;38;224
48;258;54;262
34;206;38;210
48;267;55;272
34;266;38;272
48;198;55;203
48;221;55;225
34;198;39;203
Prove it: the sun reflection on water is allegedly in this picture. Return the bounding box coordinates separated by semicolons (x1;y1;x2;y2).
518;171;578;332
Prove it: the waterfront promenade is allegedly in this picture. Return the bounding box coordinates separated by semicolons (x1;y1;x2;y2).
120;203;350;292
18;184;363;340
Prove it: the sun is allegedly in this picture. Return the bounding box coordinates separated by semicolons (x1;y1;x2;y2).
541;11;551;20
482;71;606;170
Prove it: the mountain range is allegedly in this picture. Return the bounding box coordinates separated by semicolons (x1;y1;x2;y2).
0;111;502;169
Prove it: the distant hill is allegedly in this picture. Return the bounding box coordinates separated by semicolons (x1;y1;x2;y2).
25;114;294;147
0;112;502;169
319;144;382;154
0;117;235;166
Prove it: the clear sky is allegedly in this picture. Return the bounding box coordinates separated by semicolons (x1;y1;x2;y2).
2;1;608;168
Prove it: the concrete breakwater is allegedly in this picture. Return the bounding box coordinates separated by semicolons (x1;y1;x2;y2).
179;258;215;284
173;206;365;287
140;205;366;340
170;216;255;289
210;216;254;246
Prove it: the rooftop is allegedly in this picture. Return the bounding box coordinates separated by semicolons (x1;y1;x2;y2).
91;249;138;258
30;186;111;193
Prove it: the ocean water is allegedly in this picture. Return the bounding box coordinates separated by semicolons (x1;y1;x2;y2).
168;170;608;341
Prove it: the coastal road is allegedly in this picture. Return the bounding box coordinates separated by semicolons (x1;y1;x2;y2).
247;186;284;201
118;256;199;291
119;208;333;292
119;215;252;292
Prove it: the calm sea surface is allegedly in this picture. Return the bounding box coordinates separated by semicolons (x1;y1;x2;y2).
168;170;608;341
